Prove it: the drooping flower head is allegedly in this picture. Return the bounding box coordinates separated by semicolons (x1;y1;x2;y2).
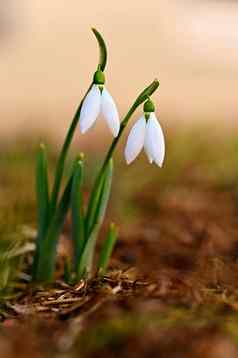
80;68;120;137
125;98;165;167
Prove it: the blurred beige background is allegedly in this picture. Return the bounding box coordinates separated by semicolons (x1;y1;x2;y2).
0;1;238;138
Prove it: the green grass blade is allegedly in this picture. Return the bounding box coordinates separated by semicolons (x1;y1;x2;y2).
0;239;34;293
64;257;73;284
32;143;50;279
71;156;85;272
92;159;113;230
35;159;81;282
85;173;105;237
77;160;113;279
86;159;113;237
36;143;49;240
76;228;97;279
97;223;118;276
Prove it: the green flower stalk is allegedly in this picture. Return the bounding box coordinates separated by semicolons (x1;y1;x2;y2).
33;28;161;283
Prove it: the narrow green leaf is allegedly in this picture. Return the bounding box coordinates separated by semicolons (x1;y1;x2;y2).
76;228;97;279
85;174;105;237
36;143;49;239
0;240;34;291
77;160;113;279
86;159;113;237
32;143;49;279
35;159;81;282
64;257;73;284
71;156;85;273
92;160;113;230
97;223;118;276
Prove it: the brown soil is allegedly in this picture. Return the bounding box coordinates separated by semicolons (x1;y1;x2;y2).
2;170;238;358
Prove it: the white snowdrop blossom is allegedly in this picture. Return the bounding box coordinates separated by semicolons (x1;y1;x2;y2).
125;101;165;167
80;71;120;137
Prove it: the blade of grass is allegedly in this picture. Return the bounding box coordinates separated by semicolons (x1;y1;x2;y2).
86;159;113;237
85;172;106;237
71;155;85;272
77;159;113;279
64;257;73;284
36;143;50;240
35;159;81;282
32;143;49;279
97;223;118;276
0;240;34;291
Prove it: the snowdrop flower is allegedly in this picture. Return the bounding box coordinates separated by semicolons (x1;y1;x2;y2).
79;69;120;137
125;99;165;167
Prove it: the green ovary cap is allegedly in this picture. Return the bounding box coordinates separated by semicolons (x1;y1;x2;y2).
143;98;155;113
93;69;105;85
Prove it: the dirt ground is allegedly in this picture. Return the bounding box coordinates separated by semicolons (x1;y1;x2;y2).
1;126;238;357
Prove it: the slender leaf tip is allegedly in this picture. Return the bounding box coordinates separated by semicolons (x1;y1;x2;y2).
79;152;85;160
110;222;118;232
73;153;84;166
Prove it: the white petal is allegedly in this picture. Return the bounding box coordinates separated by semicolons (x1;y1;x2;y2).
79;85;101;134
124;116;146;164
101;88;120;137
144;126;153;164
144;139;153;164
145;113;165;167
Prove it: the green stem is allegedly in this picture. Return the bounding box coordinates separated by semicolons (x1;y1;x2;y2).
86;79;159;228
49;92;90;216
